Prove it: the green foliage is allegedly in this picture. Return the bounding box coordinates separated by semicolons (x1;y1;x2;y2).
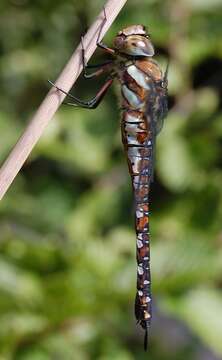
0;0;222;358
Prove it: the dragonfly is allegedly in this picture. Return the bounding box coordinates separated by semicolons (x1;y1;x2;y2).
50;18;168;350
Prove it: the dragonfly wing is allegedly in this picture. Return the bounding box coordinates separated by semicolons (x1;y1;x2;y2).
143;77;168;181
146;77;168;136
153;85;168;135
151;61;168;135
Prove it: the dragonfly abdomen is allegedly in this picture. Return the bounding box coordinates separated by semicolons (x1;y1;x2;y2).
121;109;153;331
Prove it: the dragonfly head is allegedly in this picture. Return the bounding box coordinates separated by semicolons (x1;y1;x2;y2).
113;25;154;57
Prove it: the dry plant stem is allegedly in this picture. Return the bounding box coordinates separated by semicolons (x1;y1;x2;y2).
0;0;127;201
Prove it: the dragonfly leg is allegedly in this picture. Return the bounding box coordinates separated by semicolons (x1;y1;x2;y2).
49;78;113;109
80;6;115;79
97;41;115;55
79;6;115;80
81;36;113;79
96;7;116;55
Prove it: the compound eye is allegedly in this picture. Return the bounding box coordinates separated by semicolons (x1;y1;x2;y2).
114;35;125;49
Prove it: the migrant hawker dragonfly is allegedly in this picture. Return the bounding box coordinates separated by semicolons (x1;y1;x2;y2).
50;21;168;350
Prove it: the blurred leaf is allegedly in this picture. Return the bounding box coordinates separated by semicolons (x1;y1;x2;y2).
187;0;222;10
0;259;43;306
163;288;222;356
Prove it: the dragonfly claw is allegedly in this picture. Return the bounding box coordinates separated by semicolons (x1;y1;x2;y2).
48;79;60;91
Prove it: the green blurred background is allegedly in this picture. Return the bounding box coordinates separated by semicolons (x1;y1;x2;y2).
0;0;222;359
